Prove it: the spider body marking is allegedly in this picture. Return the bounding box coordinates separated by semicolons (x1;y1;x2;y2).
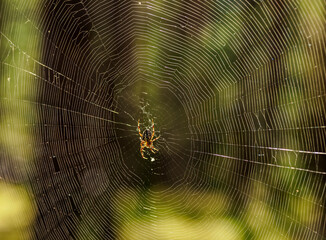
138;119;160;159
142;129;152;143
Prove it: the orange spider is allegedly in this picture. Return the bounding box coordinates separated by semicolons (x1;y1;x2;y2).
138;119;160;159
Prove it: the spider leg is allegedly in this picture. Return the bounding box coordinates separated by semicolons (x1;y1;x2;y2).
138;119;143;138
140;142;147;159
151;119;155;141
150;147;156;153
152;136;160;142
151;145;159;153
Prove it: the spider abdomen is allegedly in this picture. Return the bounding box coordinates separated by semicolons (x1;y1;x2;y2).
142;129;152;142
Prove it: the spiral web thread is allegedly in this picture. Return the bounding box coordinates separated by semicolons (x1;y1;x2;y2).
0;0;325;239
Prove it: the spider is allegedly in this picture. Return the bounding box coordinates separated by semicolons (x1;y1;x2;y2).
138;119;160;159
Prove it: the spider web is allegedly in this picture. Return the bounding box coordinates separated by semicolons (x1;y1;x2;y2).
0;0;325;239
